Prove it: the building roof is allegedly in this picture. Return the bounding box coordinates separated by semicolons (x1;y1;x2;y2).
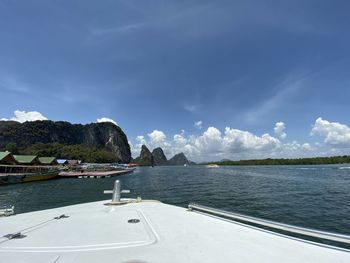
13;155;39;164
0;151;17;164
0;151;11;161
57;159;67;164
38;157;57;165
67;160;79;165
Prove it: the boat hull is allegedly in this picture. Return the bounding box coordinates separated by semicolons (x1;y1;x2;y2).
58;168;134;178
0;170;58;185
0;199;349;263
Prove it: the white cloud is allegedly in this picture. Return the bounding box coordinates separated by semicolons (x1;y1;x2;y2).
97;117;118;126
131;118;350;161
271;141;314;158
1;110;47;123
129;135;147;157
274;122;287;139
132;126;284;161
311;117;350;147
148;130;166;143
147;130;172;155
174;134;187;146
194;120;203;129
194;127;223;153
223;128;280;153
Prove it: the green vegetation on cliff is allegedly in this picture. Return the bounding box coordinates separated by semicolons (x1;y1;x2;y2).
23;143;119;163
134;145;154;166
152;147;167;165
0;120;131;163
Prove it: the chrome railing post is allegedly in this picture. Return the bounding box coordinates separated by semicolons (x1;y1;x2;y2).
112;180;121;202
104;180;130;203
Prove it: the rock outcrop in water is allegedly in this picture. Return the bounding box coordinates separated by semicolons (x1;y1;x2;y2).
134;145;154;166
0;120;131;163
167;152;191;166
152;147;167;165
134;145;195;166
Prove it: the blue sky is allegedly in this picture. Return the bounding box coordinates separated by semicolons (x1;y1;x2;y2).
1;0;350;161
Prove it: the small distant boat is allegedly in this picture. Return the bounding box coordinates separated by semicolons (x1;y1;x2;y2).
0;165;59;185
206;164;219;168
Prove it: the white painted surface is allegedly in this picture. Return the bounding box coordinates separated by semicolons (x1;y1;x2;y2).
0;200;349;262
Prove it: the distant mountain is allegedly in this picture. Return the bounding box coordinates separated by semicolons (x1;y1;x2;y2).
167;152;191;166
134;146;194;166
134;145;154;166
0;120;131;163
152;147;167;165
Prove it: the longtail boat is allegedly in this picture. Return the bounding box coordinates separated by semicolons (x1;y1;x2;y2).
0;165;59;185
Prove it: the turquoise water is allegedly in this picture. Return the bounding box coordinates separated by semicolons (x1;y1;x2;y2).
1;165;350;236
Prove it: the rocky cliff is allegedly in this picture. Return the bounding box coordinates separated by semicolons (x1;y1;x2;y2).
134;145;154;166
167;152;191;166
0;120;131;163
152;147;167;165
134;145;194;166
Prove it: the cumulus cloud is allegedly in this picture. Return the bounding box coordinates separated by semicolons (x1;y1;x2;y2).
274;122;287;139
147;130;172;155
194;127;223;154
223;128;280;153
132;126;287;161
311;117;350;147
97;117;118;126
271;141;313;158
148;130;166;144
131;118;350;161
194;120;203;129
129;135;146;157
1;110;47;123
131;130;173;157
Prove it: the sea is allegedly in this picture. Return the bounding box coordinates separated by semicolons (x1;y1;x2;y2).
1;165;350;237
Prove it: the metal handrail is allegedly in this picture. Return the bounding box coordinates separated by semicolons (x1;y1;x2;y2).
188;203;350;244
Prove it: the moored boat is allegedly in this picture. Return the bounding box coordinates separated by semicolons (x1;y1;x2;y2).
58;168;134;178
0;165;59;185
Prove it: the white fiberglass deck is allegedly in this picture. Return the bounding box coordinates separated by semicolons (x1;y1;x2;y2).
0;200;349;263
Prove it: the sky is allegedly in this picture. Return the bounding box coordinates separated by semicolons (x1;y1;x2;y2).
1;0;350;161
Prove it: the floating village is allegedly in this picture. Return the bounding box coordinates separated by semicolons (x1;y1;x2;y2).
0;151;135;185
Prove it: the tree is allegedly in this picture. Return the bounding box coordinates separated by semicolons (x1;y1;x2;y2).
4;142;19;154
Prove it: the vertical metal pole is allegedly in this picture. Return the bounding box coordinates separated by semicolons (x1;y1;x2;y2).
112;180;121;202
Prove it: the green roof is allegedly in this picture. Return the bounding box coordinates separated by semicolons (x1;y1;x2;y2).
0;151;11;161
39;157;57;164
13;155;38;164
